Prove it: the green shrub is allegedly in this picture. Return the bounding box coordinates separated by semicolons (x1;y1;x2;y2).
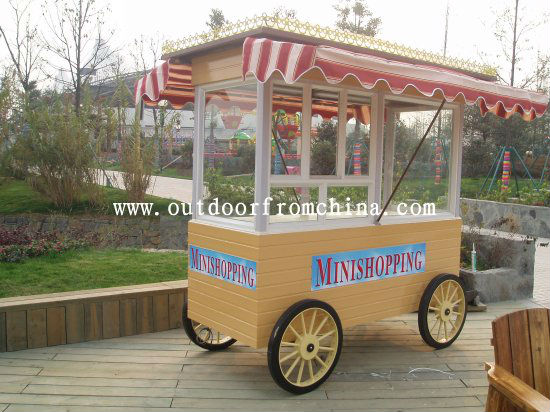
120;118;154;203
13;97;102;209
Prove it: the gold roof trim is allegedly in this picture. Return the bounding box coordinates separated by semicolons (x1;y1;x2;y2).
163;15;497;77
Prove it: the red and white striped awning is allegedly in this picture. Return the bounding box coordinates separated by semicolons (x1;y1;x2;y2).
134;37;548;121
243;37;548;121
134;61;193;109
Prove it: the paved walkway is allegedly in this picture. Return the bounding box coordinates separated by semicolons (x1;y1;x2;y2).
96;170;193;203
0;299;545;412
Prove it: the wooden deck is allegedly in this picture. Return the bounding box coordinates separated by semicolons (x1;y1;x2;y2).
0;299;545;412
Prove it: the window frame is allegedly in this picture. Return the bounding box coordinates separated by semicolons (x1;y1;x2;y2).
192;76;464;233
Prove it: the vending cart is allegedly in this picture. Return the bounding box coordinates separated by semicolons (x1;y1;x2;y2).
135;16;548;393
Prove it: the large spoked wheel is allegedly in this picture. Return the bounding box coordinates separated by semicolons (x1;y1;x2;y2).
268;299;343;394
418;273;467;349
182;300;236;351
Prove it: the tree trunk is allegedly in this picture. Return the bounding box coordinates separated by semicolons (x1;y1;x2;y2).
510;0;519;87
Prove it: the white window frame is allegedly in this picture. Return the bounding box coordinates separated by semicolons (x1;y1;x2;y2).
192;76;464;233
379;95;464;223
194;77;260;231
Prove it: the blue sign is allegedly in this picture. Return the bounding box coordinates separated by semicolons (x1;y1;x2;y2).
189;245;257;290
311;243;426;291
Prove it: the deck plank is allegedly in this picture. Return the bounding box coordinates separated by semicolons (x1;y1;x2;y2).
0;300;542;411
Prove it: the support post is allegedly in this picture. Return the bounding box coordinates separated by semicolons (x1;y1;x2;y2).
191;88;205;219
383;110;396;204
370;93;385;219
449;105;464;216
254;80;272;232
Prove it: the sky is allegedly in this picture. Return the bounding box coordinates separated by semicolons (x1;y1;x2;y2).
1;0;549;88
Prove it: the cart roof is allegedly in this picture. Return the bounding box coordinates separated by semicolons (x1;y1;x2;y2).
162;16;495;81
136;16;548;121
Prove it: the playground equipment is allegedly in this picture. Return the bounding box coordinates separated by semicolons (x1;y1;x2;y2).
478;146;539;197
135;16;547;394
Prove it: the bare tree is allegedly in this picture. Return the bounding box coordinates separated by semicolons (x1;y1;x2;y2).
493;0;548;87
0;0;42;94
42;0;114;113
334;0;381;37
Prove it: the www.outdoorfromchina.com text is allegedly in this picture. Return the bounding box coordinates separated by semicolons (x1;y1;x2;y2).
112;198;437;217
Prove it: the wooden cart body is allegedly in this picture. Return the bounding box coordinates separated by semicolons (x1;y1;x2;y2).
188;218;461;349
183;33;467;350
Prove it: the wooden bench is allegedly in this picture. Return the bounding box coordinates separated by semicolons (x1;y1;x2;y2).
485;308;550;412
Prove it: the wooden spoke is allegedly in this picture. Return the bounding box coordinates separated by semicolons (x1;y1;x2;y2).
288;324;301;339
284;356;301;378
443;320;448;341
308;359;314;381
281;342;299;347
314;355;327;369
297;359;305;384
309;309;317;334
313;316;329;336
280;350;299;363
318;346;336;352
193;323;204;332
428;306;439;312
430;318;440;333
448;285;458;303
437;319;443;340
300;312;307;335
450;299;463;307
318;330;335;341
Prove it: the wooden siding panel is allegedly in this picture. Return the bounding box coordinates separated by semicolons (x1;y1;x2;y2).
0;312;6;352
66;303;85;344
191;48;242;86
153;294;169;332
168;293;184;329
137;296;154;334
102;301;120;339
119;298;137;337
6;311;27;351
84;302;103;341
46;307;66;346
27;309;47;349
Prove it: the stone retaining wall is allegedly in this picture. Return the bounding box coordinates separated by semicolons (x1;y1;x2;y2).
461;198;550;239
0;213;190;250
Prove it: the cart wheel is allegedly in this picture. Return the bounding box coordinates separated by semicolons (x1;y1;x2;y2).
267;299;343;394
182;300;236;351
418;273;467;349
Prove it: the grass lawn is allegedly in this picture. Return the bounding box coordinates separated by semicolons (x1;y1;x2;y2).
0;178;175;216
157;167;192;180
0;249;187;298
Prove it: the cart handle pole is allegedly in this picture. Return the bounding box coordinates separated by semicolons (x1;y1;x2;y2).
376;99;446;223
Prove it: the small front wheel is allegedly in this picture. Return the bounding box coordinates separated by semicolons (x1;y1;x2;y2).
182;300;236;351
268;299;343;394
418;273;467;349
